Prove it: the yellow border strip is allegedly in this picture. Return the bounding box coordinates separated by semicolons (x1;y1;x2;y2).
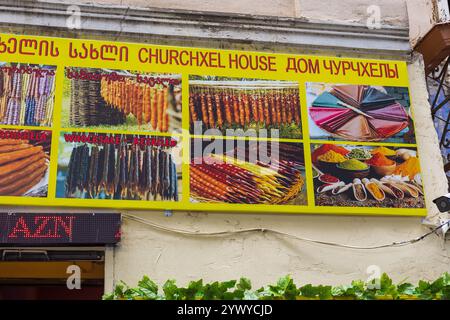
0;32;427;217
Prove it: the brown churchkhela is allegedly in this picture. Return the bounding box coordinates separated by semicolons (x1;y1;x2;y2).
0;141;48;196
64;138;179;201
86;76;180;132
189;86;301;130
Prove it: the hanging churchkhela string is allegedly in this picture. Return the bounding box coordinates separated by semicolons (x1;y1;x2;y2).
189;85;301;131
64;138;179;201
0;66;55;126
69;69;179;131
70;76;127;127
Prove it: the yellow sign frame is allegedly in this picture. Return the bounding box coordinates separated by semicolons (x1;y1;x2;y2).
0;33;427;216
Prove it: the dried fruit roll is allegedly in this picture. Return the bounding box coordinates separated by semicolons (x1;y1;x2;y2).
257;95;264;124
133;84;139;117
0;139;27;146
214;92;223;129
238;93;245;126
143;85;151;123
151;87;158;130
162;88;169;132
263;91;271;125
189;94;198;123
0;163;46;195
8;169;46;196
206;92;215;129
190;174;229;202
190;166;229;190
223;92;233;125
0;152;45;178
243;93;251;125
0;145;43;166
279;93;287;124
0;143;31;153
136;85;143;126
270;91;278;125
157;88;164;131
291;92;301;125
200;91;209;128
232;91;240;124
285;93;293;124
0;158;46;186
249;94;258;123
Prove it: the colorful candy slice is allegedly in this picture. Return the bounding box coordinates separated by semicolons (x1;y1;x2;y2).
309;85;410;141
361;87;396;108
312;92;344;108
368;118;408;138
334;115;379;140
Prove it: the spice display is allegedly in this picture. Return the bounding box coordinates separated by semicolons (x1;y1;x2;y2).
0;65;55;126
0;132;50;197
337;159;368;170
366;153;395;166
313;144;424;209
395;148;416;161
309;84;411;142
64;138;179;201
331;182;352;195
190;142;305;205
352;180;367;201
363;179;385;201
312;168;319;178
311;144;349;162
393;157;421;179
318;150;347;163
189;80;302;138
318;174;339;184
346;148;372;160
371;146;396;156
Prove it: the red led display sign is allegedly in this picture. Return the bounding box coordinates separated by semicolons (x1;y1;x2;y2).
0;213;121;245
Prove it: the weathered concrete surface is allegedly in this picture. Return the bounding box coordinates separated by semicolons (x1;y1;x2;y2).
297;0;408;26
407;0;438;46
51;0;409;27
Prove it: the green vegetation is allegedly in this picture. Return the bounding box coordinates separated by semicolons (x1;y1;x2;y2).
103;272;450;300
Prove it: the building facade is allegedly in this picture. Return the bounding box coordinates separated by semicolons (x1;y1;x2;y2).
0;0;448;299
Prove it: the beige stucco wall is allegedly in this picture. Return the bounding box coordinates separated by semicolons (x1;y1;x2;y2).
406;0;438;46
111;56;449;290
55;0;408;26
297;0;408;26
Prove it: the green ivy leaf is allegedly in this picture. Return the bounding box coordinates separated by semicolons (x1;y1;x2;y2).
182;279;204;300
163;279;180;300
138;275;158;294
299;284;332;299
237;278;252;291
104;273;450;300
397;283;415;296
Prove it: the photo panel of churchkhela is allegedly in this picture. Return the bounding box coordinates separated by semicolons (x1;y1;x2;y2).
56;132;181;201
311;143;424;208
189;138;307;205
307;83;416;144
0;129;51;197
62;67;182;132
0;62;56;127
189;76;302;139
